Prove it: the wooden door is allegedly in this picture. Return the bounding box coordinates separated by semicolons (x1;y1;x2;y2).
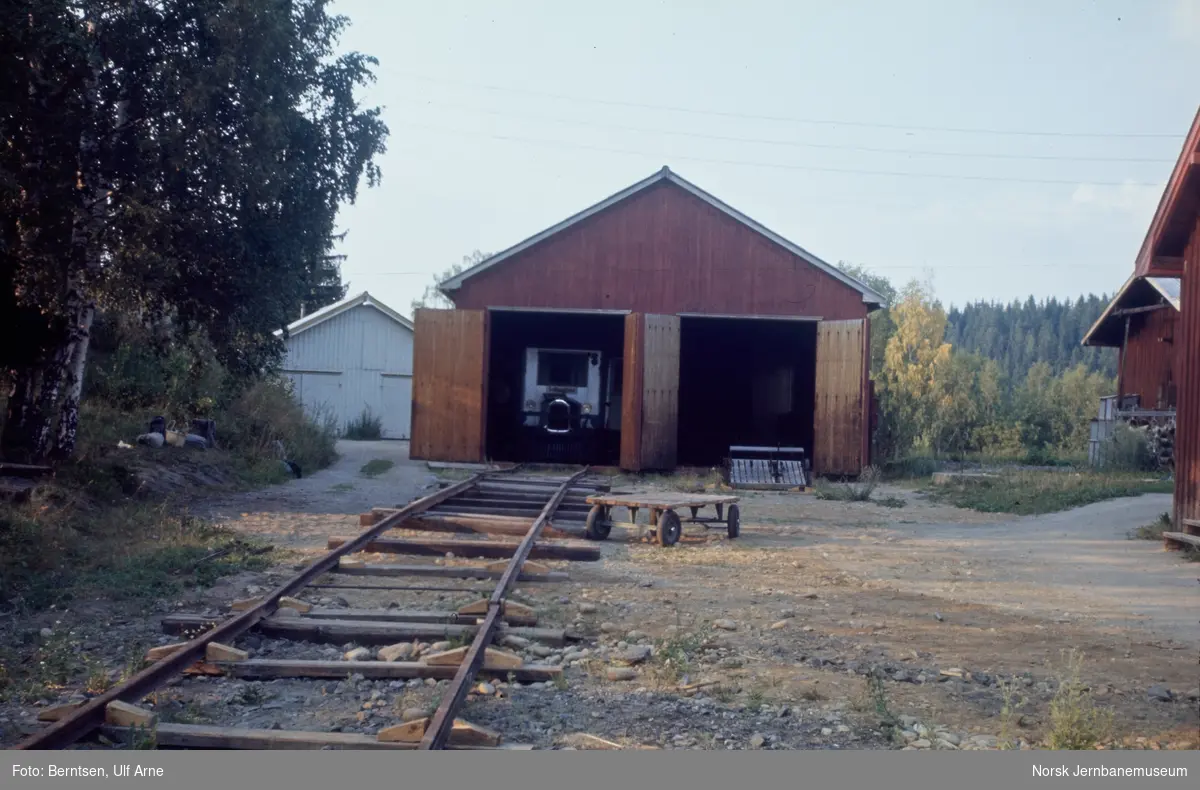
410;309;489;462
813;318;866;476
620;313;680;471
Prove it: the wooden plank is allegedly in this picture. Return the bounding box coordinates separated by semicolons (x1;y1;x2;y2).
485;559;549;574
105;701;157;728
814;318;866;476
458;599;534;619
145;642;188;662
377;718;500;747
423;646;524;669
620;313;645;471
377;718;428;743
37;702;84;722
16;472;487;752
586;493;739;508
428;504;586;519
160;613;568;646
0;462;53;477
410;309;489;463
303;606;537;627
374;511;573;539
639;313;680;470
336;562;569;583
326;535;600;562
218;659;561;682
205;643;248;662
98;723;530;750
1162;531;1200;548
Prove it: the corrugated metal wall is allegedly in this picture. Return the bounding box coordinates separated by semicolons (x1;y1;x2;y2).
1119;307;1178;409
282;305;414;438
1175;217;1200;534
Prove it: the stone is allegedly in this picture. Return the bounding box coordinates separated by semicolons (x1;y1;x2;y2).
899;730;919;743
607;667;637;681
502;635;531;649
376;643;414;662
712;619;738;631
626;630;648;641
578;603;598;614
820;727;833;736
343;647;371;661
401;707;425;722
914;723;929;736
616;645;653;665
912;739;932;749
940;667;968;679
638;580;654;588
770;620;789;631
779;609;796;619
933;612;944;622
749;733;765;748
892;670;910;683
1185;688;1199;702
937;732;961;746
719;658;743;669
935;739;959;750
428;641;452;653
39;628;53;638
475;682;496;695
599;622;620;634
898;715;919;727
1147;684;1173;702
972;735;999;749
528;644;554;658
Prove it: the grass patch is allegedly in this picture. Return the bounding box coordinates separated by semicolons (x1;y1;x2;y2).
875;495;907;508
359;459;395;478
343;408;383;441
815;465;881;503
329;483;355;493
923;469;1172;515
0;500;274;613
1129;512;1173;541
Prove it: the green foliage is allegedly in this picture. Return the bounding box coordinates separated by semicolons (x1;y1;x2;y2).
924;469;1172;515
1100;423;1157;472
815;465;881;502
411;251;491;314
1128;512;1172;541
344;408;383;440
222;378;339;476
1045;650;1113;750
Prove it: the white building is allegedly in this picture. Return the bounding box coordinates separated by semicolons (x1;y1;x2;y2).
276;291;413;439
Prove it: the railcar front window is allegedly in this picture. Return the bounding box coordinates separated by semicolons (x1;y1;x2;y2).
537;351;589;387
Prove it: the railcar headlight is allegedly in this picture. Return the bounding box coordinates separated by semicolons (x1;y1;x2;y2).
582;403;592;414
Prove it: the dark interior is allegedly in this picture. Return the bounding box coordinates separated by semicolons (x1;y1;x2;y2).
485;311;625;463
677;316;817;466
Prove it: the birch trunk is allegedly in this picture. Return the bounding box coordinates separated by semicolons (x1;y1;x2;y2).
51;300;96;460
2;367;41;460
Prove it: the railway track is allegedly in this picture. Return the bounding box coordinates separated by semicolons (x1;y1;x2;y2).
17;467;610;751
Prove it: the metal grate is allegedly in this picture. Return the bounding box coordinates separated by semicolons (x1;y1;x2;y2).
727;445;808;489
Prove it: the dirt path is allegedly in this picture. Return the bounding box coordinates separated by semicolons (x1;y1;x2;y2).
195;439;435;549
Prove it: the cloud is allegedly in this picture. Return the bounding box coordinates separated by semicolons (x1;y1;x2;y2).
1171;0;1200;41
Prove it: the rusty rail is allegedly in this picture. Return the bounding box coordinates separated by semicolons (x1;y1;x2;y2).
16;472;487;751
418;467;589;749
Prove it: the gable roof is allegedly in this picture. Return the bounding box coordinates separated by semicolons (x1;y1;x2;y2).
1081;274;1181;347
438;166;886;307
274;291;413;339
1134;105;1200;276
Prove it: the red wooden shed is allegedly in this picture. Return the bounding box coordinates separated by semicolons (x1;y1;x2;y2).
409;167;884;476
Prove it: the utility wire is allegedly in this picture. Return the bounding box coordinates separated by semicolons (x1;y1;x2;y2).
401;97;1175;164
395;72;1183;140
395;121;1164;187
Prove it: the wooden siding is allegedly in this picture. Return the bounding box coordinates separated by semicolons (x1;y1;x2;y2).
1176;217;1200;533
409;309;488;463
814;319;865;475
282;304;414;439
620;314;681;471
1116;307;1178;409
450;181;868;321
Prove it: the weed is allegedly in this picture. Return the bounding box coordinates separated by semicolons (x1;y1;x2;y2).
123;724;158;750
359;459;395;478
1045;650;1113;750
344;408;384;441
552;673;568;691
232;683;269;706
997;676;1028;750
1129;512;1172;541
852;671;896;728
164;700;210;725
815;466;881;502
796;684;826;702
649;627;709;685
712;685;736;704
745;686;766;712
875;495;907;508
329;483;355;493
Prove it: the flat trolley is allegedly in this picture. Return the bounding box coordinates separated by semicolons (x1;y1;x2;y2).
582;492;742;546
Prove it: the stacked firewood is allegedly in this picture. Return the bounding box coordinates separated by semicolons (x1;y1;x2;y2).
1127;415;1176;470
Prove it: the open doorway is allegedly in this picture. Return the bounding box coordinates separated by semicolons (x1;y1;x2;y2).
485;310;626;464
677;316;818;466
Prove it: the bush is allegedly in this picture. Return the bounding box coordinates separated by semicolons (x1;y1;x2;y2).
1100;423;1156;472
815;465;881;502
222;378;338;475
343;407;383;440
1045;650;1113;750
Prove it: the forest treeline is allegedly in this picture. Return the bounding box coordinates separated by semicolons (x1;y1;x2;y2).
839;264;1116;464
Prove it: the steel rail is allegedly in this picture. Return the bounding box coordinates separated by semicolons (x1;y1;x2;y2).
418;467;590;749
16;472;489;750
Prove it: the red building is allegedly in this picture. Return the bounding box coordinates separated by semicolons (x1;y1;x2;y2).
1085;106;1199;537
409;167;884;475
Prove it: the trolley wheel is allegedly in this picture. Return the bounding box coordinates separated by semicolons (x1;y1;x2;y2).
585;505;611;540
657;509;682;546
726;504;740;539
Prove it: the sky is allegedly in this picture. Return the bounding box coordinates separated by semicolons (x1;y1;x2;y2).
327;0;1200;315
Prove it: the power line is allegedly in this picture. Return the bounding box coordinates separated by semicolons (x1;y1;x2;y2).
402;97;1175;164
395;72;1183;140
395;121;1164;187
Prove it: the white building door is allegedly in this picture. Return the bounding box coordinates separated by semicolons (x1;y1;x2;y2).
380;373;412;439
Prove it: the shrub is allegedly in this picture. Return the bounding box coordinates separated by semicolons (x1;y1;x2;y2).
343;407;383;440
1100;423;1156;472
1045;650;1113;750
222;378;338;474
815;465;881;502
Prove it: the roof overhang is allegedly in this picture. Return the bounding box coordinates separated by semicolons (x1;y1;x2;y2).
273;291;413;339
1134;106;1200;277
438;166;886;308
1081;274;1181;347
